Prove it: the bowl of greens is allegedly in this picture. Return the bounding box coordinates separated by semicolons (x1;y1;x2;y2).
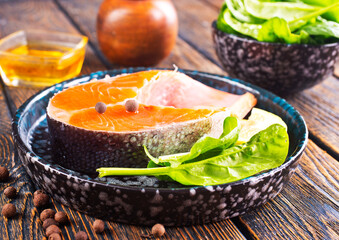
212;0;339;96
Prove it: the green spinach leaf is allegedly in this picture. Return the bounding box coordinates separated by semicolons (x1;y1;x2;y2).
244;0;320;22
288;1;339;29
299;17;339;38
222;9;261;39
146;116;240;168
258;17;310;43
97;124;289;186
216;3;240;34
226;0;263;23
216;0;339;44
223;9;310;43
300;0;339;22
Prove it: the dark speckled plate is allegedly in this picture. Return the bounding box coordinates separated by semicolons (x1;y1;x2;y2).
12;68;308;226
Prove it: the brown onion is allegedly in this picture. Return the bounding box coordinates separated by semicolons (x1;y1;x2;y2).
97;0;178;67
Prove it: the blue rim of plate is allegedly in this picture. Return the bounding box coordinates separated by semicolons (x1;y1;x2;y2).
12;67;308;191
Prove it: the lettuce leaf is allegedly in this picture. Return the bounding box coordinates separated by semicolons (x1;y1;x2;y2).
222;9;310;43
300;0;339;22
97;117;289;186
216;0;339;44
146;116;240;168
244;0;320;22
299;17;339;38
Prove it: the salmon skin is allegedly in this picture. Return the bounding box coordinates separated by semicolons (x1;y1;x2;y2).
47;70;257;174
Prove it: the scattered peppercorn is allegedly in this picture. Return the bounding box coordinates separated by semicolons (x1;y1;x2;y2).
34;189;44;198
95;102;107;114
125;99;139;112
40;209;56;222
2;203;16;218
0;166;9;182
152;223;165;238
46;225;61;237
4;186;17;198
43;218;59;230
33;193;50;208
48;233;61;240
93;219;105;233
75;231;88;240
54;211;69;225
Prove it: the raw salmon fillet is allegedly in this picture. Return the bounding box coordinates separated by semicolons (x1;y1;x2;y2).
47;70;257;173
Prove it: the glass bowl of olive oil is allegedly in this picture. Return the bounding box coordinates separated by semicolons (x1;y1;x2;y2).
0;30;88;87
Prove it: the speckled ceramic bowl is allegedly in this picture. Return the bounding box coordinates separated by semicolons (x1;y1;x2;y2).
12;68;308;226
212;21;339;96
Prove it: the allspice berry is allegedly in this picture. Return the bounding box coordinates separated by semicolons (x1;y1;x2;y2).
125;99;139;112
33;193;50;208
152;223;166;238
46;225;61;237
2;203;16;218
40;209;56;222
93;219;105;233
0;166;9;182
54;211;69;225
4;186;17;198
34;189;44;198
75;231;88;240
43;218;59;230
48;233;62;240
95;102;107;114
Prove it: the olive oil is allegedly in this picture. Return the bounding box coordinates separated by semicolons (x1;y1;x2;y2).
0;41;86;87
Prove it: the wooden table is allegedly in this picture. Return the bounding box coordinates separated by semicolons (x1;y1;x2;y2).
0;0;338;239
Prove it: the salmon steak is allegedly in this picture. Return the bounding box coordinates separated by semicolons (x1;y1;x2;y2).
47;70;257;174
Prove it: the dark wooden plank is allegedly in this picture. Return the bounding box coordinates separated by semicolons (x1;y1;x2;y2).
204;0;223;9
1;1;338;240
240;140;339;240
0;0;105;108
0;0;111;238
335;61;339;77
68;0;339;148
173;0;339;155
176;1;339;238
172;0;222;67
161;39;223;73
51;4;248;239
287;76;339;157
0;1;244;239
0;85;45;240
202;0;339;78
0;1;103;74
55;0;224;74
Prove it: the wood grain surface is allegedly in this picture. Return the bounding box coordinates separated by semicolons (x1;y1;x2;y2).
0;0;104;108
0;84;45;239
180;0;339;157
0;0;338;239
287;76;339;157
0;88;247;240
202;0;339;78
0;0;243;239
55;0;225;74
240;140;339;240
0;92;246;236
